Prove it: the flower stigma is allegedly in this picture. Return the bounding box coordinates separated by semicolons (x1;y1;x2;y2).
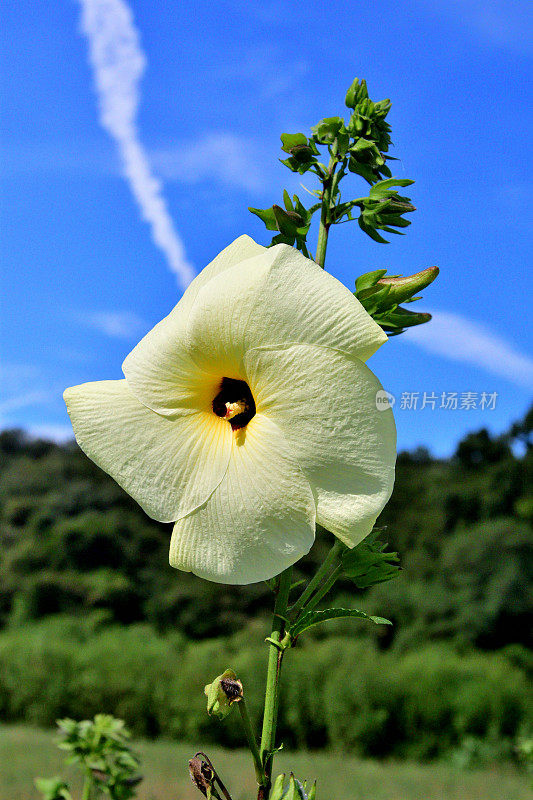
212;377;256;431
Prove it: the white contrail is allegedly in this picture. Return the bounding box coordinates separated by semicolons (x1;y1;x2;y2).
78;0;195;289
405;310;533;389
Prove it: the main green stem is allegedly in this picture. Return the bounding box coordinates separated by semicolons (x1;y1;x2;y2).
258;567;293;799
315;156;338;268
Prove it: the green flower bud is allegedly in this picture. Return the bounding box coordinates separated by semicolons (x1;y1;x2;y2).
377;267;439;305
204;668;243;720
345;77;368;109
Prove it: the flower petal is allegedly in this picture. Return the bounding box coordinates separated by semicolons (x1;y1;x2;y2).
169;413;316;584
122;236;265;415
243;343;396;548
64;380;232;523
185;243;387;377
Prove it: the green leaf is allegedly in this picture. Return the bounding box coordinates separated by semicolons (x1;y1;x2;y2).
311;117;344;144
34;778;72;800
377;306;432;335
272;205;303;237
369;177;414;198
290;607;391;639
358;217;389;243
333;129;350;158
356;284;392;316
342;531;401;588
248;206;278;231
280;133;308;153
348;156;378;185
354;269;387;293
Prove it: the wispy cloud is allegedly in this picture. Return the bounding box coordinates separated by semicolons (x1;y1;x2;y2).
0;390;53;416
216;43;309;102
0;363;41;394
75;310;147;339
0;364;53;427
405;310;533;389
78;0;195;289
422;0;532;54
27;424;74;443
151;132;266;193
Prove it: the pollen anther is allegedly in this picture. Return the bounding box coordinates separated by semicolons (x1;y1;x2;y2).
224;400;247;420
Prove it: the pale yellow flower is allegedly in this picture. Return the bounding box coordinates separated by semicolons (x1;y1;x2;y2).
64;237;396;584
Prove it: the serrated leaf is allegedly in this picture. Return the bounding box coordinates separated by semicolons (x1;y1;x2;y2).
369;177;414;198
290;607;391;639
342;531;401;588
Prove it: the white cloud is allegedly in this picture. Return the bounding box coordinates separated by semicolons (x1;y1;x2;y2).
78;0;195;289
405;310;533;389
76;310;147;339
0;390;53;416
27;424;74;443
151;133;266;193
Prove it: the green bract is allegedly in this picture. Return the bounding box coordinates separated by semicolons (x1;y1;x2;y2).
355;266;439;335
204;668;243;720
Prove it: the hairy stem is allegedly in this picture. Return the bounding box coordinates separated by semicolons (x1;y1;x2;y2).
258;567;293;799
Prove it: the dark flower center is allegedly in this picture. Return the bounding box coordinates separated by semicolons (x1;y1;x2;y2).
212;378;256;430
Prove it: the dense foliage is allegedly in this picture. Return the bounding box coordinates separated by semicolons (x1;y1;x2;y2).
0;409;531;759
0;615;530;761
0;409;531;649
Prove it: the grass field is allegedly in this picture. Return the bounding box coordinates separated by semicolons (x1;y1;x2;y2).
0;724;530;800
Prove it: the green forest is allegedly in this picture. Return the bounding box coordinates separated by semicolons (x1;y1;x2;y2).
0;409;531;763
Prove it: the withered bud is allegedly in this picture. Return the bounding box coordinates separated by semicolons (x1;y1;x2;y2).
219;677;244;703
189;756;214;797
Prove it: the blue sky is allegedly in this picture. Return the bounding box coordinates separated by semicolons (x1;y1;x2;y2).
1;0;532;456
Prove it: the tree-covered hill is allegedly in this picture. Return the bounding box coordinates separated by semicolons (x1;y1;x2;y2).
0;408;531;651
